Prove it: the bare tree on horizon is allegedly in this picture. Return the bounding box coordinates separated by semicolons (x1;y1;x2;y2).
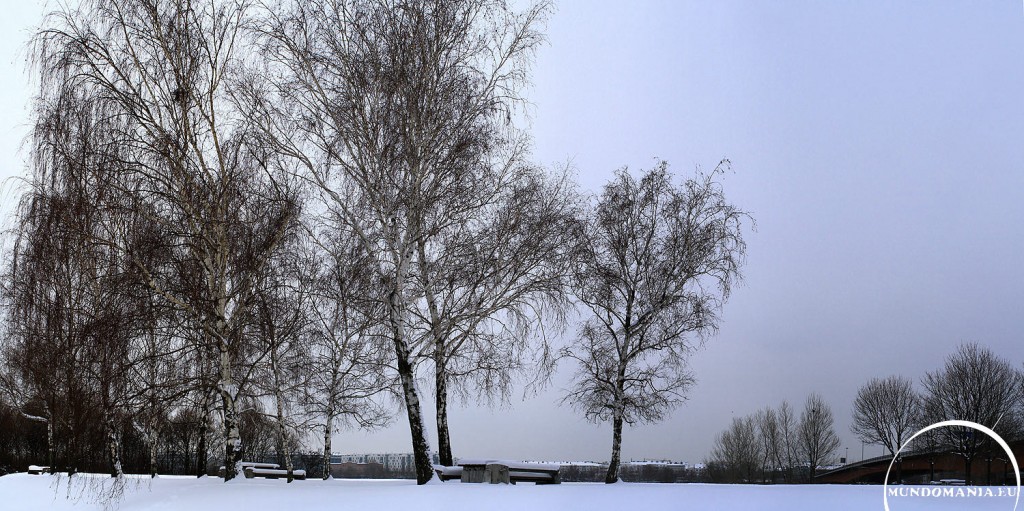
707;415;762;483
756;406;784;483
850;375;920;460
798;393;840;482
922;342;1024;485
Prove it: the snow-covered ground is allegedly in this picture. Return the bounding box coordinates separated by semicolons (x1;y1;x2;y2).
0;473;1015;511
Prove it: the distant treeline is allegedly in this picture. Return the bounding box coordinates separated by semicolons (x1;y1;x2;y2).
560;464;708;483
704;343;1024;485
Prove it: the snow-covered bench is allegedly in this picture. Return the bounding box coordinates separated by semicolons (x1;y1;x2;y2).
452;460;560;485
434;465;463;481
243;467;306;480
27;465;50;475
218;462;292;478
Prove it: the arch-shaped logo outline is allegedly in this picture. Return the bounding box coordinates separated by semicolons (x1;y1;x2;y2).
882;419;1020;511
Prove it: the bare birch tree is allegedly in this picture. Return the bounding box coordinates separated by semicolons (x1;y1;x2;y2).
409;168;581;466
0;189;77;472
563;161;749;483
125;307;190;478
250;250;311;483
255;0;553;482
31;0;300;480
2;86;148;478
302;227;391;479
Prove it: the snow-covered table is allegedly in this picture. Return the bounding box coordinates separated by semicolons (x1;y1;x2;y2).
450;460;560;485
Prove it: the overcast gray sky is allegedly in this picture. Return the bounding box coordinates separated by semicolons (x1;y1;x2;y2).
2;1;1024;465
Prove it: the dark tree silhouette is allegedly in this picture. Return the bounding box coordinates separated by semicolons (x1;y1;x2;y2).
922;343;1023;485
851;376;920;460
798;393;840;482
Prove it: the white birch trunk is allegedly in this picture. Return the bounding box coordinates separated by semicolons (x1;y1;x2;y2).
387;255;434;484
270;343;295;483
322;417;333;480
217;340;242;481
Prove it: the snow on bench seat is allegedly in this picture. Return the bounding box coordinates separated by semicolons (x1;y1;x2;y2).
243;467;307;480
457;460;561;471
218;462;282;478
433;465;463;481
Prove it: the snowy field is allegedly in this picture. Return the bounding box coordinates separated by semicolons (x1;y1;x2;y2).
0;473;1016;511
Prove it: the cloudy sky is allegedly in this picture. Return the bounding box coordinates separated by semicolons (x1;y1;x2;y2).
2;1;1023;465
